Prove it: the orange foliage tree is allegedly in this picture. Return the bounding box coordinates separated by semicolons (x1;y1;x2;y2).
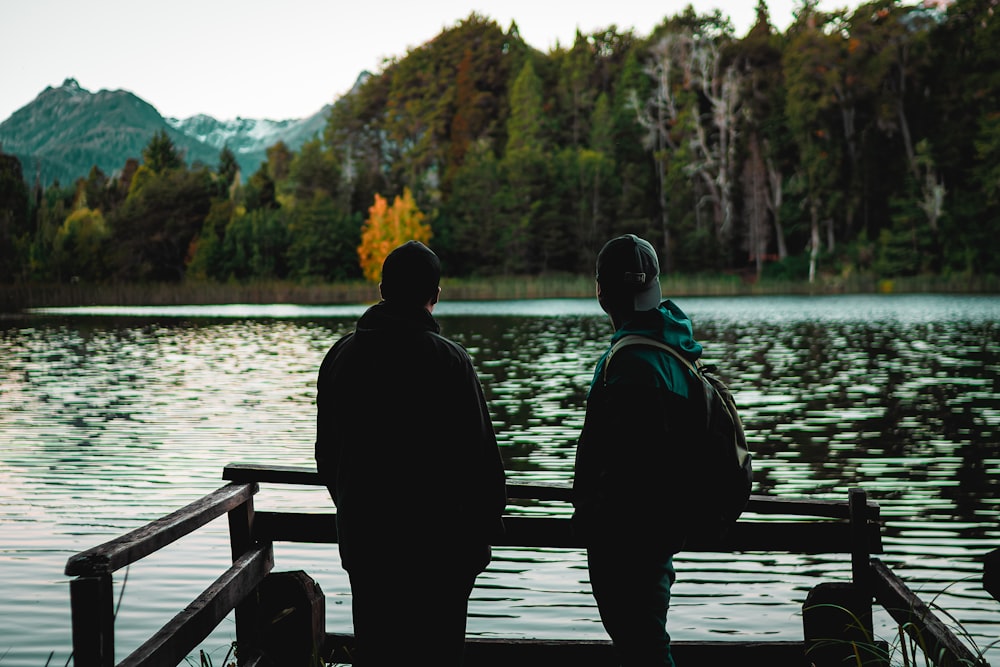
357;188;432;282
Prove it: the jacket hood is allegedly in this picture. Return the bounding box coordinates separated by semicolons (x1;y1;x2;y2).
609;299;703;362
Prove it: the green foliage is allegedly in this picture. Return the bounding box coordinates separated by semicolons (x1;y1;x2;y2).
497;144;551;274
244;163;278;212
128;164;156;199
142;130;185;173
108;167;215;281
187;199;236;281
217;146;240;193
435;140;503;275
283;138;339;203
52;207;110;280
6;3;1000;288
506;59;546;154
286;194;361;282
222;208;289;281
0;152;31;281
26;181;74;280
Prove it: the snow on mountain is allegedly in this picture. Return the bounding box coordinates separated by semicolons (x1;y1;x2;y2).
165;114;310;155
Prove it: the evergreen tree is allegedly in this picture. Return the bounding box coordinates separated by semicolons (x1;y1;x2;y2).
0;151;30;280
501;58;552;272
217;145;240;193
505;59;546;154
142;130;185;173
286;193;361;281
107;167;215;281
436;140;503;274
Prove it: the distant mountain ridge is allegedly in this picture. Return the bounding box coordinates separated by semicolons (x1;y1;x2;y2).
0;78;335;187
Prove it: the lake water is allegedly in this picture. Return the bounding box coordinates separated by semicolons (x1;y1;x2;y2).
1;294;999;666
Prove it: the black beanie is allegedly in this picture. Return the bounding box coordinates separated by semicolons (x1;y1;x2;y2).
380;240;441;306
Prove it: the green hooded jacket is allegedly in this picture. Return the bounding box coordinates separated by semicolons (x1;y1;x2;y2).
573;300;705;550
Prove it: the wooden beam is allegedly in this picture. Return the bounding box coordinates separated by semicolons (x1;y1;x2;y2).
65;482;258;577
251;511;881;555
223;463;881;519
117;543;274;667
322;633;811;666
224;463;321;486
871;558;984;667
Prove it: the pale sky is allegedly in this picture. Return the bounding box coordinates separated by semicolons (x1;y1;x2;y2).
1;0;859;123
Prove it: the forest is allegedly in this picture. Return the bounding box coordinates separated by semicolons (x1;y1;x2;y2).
1;0;999;290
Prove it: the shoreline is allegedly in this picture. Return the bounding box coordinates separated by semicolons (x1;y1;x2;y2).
2;274;998;312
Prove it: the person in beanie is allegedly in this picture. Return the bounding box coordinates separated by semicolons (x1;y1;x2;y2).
573;233;706;667
315;240;507;666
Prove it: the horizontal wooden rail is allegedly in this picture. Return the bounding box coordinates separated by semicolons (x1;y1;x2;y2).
871;558;988;667
119;543;274;667
222;463;881;520
249;510;882;554
323;634;814;666
66;482;257;577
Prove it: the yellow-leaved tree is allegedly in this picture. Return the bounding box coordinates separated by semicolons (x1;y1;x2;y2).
357;188;431;282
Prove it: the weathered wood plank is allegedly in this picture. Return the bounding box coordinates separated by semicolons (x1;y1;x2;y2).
251;511;882;554
255;511;338;543
850;487;873;593
224;463;321;486
69;574;115;667
322;633;812;666
117;543;274;667
871;558;986;667
222;463;881;520
228;493;258;664
65;482;258;577
689;520;883;554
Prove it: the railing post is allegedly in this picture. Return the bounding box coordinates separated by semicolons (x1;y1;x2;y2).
848;487;872;596
228;487;262;666
258;571;327;666
70;573;115;667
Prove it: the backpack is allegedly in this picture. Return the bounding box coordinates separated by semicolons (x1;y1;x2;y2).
605;334;754;541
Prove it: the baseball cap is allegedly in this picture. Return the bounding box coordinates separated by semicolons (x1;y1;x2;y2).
380;240;441;305
595;234;662;311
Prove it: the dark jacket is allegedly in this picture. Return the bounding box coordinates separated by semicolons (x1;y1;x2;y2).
572;300;705;552
315;300;507;572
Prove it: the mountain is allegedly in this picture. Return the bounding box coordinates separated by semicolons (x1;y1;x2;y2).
0;78;332;187
165;107;330;179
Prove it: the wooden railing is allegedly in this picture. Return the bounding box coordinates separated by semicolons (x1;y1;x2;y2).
63;463;992;667
64;482;269;667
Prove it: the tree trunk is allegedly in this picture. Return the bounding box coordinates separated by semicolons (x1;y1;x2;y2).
809;200;821;284
764;147;788;261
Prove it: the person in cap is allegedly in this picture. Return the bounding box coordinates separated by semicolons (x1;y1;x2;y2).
315;240;507;666
573;233;706;667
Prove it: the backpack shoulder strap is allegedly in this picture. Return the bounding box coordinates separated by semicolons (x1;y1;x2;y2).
603;333;701;384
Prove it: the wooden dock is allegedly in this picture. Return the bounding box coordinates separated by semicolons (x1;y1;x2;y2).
63;463;996;666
